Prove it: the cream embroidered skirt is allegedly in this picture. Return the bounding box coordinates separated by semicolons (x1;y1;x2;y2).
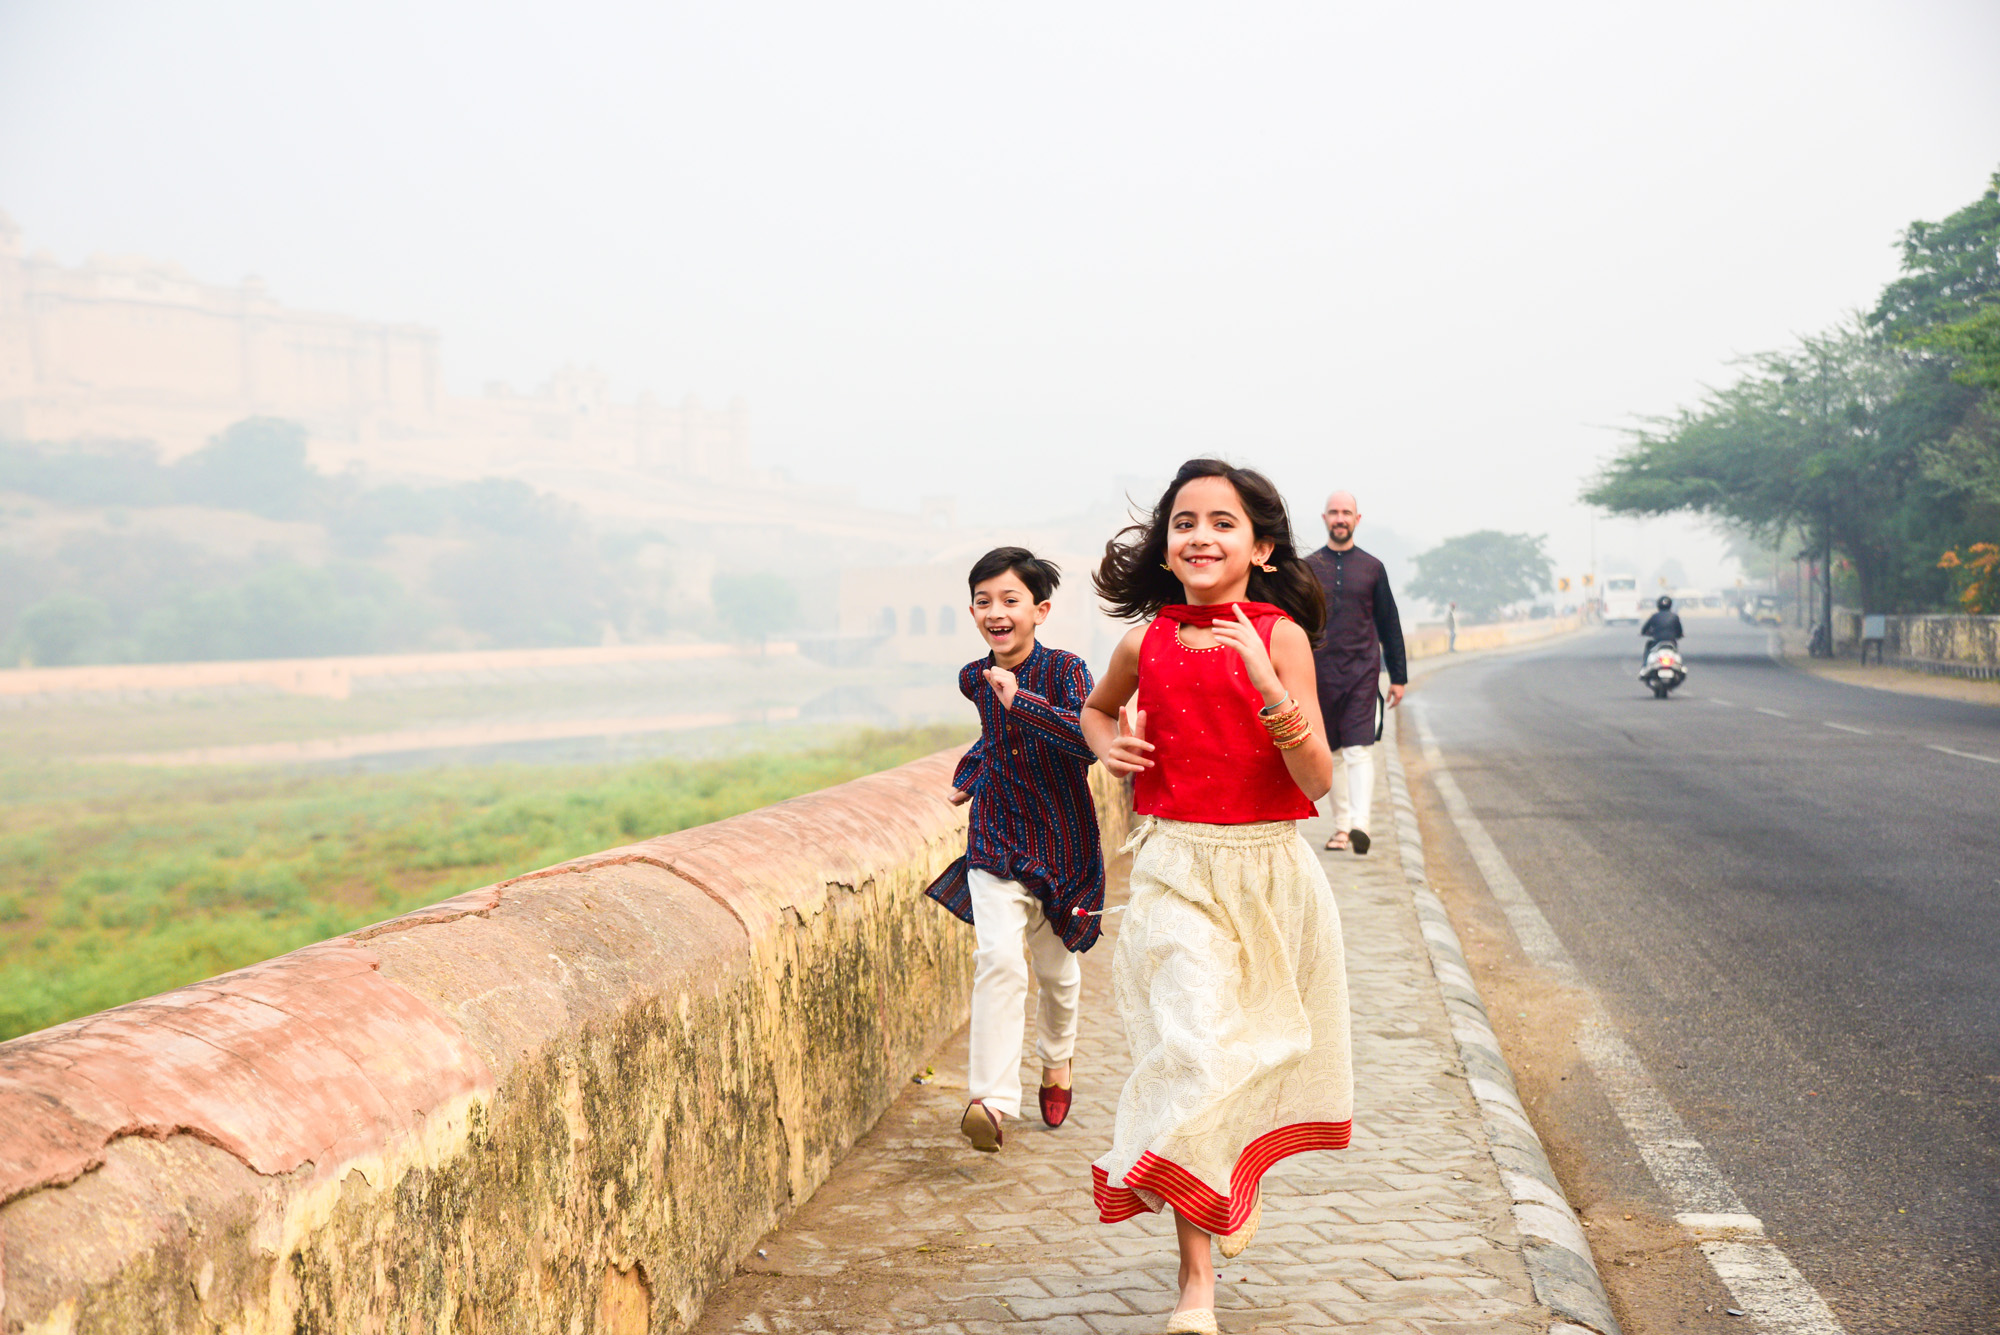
1092;817;1353;1234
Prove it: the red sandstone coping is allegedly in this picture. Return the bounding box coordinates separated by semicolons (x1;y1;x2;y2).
0;746;971;1215
0;942;492;1206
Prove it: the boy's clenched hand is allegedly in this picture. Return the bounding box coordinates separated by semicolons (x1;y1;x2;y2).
981;665;1019;710
946;788;972;806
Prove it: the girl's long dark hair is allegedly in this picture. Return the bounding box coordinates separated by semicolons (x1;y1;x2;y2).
1095;458;1325;641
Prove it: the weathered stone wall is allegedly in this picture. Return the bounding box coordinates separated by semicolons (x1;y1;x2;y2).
1825;607;2000;677
1882;612;2000;677
1403;612;1585;661
0;749;1133;1333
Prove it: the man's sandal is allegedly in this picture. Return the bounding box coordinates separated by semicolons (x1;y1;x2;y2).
1324;831;1350;852
960;1100;1003;1153
1349;828;1371;856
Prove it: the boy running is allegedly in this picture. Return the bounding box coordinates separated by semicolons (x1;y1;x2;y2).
926;546;1105;1152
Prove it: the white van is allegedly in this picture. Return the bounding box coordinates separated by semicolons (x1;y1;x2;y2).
1602;574;1642;624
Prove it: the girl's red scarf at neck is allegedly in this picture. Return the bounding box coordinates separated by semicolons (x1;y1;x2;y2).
1156;601;1290;627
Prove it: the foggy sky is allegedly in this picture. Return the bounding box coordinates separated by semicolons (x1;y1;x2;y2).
2;0;1997;587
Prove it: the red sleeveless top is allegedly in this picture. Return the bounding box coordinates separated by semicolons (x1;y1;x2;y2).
1132;602;1318;824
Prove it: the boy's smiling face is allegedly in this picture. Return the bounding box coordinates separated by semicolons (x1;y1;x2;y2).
969;569;1050;667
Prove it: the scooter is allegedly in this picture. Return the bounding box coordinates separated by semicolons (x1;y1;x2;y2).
1640;640;1686;699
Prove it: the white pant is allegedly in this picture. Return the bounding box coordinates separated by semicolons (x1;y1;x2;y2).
1329;744;1375;834
968;867;1081;1119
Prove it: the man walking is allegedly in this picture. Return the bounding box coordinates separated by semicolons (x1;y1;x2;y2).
1305;491;1408;855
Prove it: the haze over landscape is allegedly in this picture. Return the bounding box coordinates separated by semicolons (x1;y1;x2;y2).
5;0;1998;586
5;7;2000;1331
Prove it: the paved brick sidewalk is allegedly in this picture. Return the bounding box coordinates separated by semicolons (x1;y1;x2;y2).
691;761;1553;1334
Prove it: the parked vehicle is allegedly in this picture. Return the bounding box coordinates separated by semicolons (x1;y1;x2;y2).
1640;640;1686;699
1745;594;1782;626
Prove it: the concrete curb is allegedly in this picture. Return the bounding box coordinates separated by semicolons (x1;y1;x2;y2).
1382;710;1623;1335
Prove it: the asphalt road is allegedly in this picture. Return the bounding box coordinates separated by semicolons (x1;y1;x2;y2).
1414;618;2000;1332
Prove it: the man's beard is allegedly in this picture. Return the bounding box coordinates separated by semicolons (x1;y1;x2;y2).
1327;525;1353;542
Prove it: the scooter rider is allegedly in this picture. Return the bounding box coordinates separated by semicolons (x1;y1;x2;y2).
1640;595;1684;662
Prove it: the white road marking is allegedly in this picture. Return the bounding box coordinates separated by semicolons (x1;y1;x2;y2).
1411;703;1847;1335
1755;707;1790;718
1822;722;1870;735
1928;744;2000;765
1711;698;1736;707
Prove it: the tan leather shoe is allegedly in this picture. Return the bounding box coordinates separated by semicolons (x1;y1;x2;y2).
959;1100;1002;1153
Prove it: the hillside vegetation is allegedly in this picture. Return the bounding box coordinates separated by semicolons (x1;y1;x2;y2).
0;418;698;666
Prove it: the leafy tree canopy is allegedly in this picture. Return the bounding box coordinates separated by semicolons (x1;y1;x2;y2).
1407;530;1552;622
1583;321;1975;611
1871;171;2000;338
175;417;317;519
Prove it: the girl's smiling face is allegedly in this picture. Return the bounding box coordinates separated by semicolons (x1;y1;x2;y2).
1166;475;1274;603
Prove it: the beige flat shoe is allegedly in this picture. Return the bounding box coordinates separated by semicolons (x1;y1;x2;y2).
960;1100;1002;1153
1165;1309;1217;1334
1219;1190;1261;1259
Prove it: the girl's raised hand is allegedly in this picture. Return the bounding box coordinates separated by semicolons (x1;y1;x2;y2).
1102;703;1154;774
1211;605;1282;701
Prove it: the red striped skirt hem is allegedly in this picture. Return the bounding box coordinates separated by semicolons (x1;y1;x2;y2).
1091;1120;1352;1234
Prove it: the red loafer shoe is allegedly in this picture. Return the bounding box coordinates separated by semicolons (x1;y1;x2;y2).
1039;1080;1073;1128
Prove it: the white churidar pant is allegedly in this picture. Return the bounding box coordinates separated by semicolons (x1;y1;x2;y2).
967;867;1082;1119
1329;744;1375;834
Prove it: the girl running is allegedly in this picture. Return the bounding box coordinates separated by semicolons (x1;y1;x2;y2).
1081;459;1353;1334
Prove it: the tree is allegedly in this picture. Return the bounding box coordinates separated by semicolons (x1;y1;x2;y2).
1583;320;1971;614
1407;531;1552;621
9;593;112;666
1871;170;2000;338
712;572;799;645
1872;170;2000;529
174;417;319;518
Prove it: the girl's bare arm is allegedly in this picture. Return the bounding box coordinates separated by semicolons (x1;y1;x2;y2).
1266;620;1333;799
1082;626;1153;774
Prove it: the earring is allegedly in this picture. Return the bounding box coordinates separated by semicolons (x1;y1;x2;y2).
1257;563;1276;573
1160;562;1172;571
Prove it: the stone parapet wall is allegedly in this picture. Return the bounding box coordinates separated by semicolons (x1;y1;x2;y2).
1404;612;1585;662
1881;612;2000;677
0;750;1133;1333
1829;607;2000;678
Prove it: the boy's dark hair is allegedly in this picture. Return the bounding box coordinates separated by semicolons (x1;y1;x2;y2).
1094;458;1325;640
968;546;1062;603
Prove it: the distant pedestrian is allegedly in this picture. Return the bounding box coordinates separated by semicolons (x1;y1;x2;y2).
926;547;1103;1152
1447;601;1458;653
1084;460;1353;1333
1304;491;1408;856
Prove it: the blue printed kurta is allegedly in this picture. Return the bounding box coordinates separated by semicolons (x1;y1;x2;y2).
925;640;1106;951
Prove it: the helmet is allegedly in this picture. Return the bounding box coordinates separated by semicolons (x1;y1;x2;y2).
1657;595;1673;610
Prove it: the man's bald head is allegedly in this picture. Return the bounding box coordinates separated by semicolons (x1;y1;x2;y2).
1322;491;1360;549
